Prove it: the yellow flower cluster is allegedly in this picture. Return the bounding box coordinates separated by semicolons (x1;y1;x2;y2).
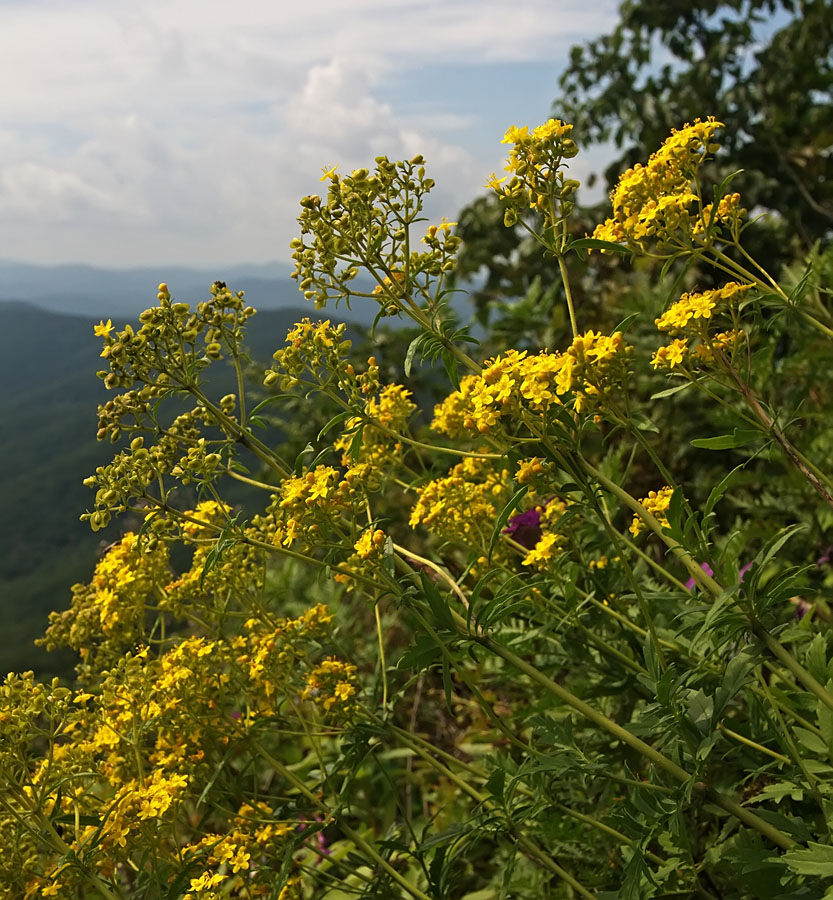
521;501;569;570
409;457;512;551
39;532;169;663
334;383;417;467
181;801;296;899
164;501;262;614
431;331;630;437
655;283;752;335
523;532;563;568
488;118;579;222
251;463;373;556
694;192;746;237
333;528;388;588
354;528;387;560
651;330;745;370
303;656;359;714
236;604;335;714
516;457;547;486
266;318;351;389
592;118;730;248
101;769;190;848
630;487;675;537
13;594;343;896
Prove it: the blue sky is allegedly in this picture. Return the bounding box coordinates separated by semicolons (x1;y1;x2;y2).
0;0;619;268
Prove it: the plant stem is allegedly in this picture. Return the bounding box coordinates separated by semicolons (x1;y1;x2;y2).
463;621;795;850
252;741;436;900
556;252;579;339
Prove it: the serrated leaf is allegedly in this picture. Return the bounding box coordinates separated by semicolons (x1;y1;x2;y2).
396;635;441;672
784;841;833;877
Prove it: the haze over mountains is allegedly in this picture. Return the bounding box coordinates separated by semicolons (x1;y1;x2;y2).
0;259;378;325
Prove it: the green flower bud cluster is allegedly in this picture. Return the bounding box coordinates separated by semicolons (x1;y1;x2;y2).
291;156;461;318
170;436;226;486
96;381;171;443
98;282;255;391
489;120;581;229
267;318;353;393
83;410;204;531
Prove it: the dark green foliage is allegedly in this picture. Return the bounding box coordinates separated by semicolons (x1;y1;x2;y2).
0;302;323;675
560;0;833;255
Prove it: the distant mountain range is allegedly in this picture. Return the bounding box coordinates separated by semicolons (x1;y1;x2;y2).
0;259;378;324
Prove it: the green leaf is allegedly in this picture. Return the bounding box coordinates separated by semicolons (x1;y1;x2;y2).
487;486;528;561
650;381;693;400
796;727;828;756
630;411;660;433
317;411;352;442
397;635;441;672
784;841;833;877
704;462;746;520
744;523;807;596
686;689;714;733
713;652;755;721
404;333;424;378
566;237;634;254
485;768;505;802
442;656;453;711
691;428;761;449
807;633;830;684
614;312;640;333
420;572;455;631
441;349;461;391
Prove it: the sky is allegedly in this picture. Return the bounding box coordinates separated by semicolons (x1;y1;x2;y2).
0;0;620;269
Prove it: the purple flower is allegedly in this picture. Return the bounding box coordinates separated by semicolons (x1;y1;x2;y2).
685;561;752;592
817;545;833;566
685;563;714;592
792;597;813;620
503;507;542;550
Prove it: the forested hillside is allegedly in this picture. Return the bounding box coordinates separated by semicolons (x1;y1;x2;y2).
0;301;322;674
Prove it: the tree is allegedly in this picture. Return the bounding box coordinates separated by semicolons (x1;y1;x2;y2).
559;0;833;251
454;0;833;333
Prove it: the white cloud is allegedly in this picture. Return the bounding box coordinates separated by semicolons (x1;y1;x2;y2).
0;0;618;266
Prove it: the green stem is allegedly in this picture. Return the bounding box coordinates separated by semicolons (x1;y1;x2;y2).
388;721;596;899
465;622;795;850
251;740;435;900
718;723;789;764
556;252;579;339
754;624;833;713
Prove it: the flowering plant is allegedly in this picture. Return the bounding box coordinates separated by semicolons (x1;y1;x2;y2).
6;117;833;899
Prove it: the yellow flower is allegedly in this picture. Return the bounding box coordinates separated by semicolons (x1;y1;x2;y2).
630;486;675;536
485;171;507;191
651;338;688;369
320;164;339;181
94;318;113;337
